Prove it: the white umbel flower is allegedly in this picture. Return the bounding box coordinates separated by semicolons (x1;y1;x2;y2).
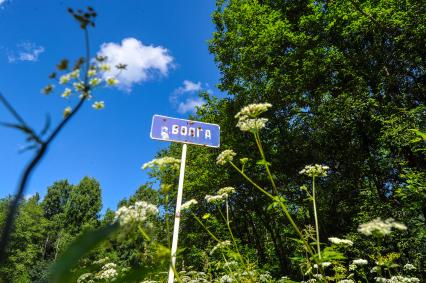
142;157;181;170
216;149;236;165
299;164;329;177
328;237;353;246
358;218;407;236
181;199;198;211
235;103;272;119
353;259;368;266
236;117;268;132
210;240;232;255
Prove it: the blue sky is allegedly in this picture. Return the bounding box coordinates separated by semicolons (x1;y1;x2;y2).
0;0;223;212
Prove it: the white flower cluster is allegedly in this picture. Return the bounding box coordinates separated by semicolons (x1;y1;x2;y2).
142;157;181;170
114;201;159;226
358;218;407;236
96;262;118;281
235;103;272;119
174;270;209;283
353;259;368;265
328;237;353;246
205;194;226;204
217;187;236;197
403;263;416;271
210;240;232;255
375;276;420;283
205;187;236;204
338;280;355;283
234;103;272;133
181;199;198;211
236;117;268;132
216;149;236;165
299;164;329;177
321;262;332;267
220;275;233;283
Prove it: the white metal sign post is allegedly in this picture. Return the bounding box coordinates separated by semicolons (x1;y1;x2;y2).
168;143;187;283
149;115;220;283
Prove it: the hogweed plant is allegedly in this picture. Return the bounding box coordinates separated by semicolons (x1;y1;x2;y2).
0;6;123;265
299;164;330;260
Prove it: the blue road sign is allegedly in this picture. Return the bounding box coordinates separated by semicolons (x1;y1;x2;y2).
150;115;220;148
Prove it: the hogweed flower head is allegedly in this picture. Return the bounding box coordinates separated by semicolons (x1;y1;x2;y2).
357;218;407;236
236;117;268;132
217;186;236;197
404;264;416;271
87;69;96;77
106;77;119;86
216;149;236;165
92;101;105;110
61;88;72;98
181;199;198;211
59;74;71;84
73;82;85;91
235;103;272;120
114;201;158;226
205;194;225;204
142;156;180;170
328;237;353;246
299;164;329;177
338;280;355;283
69;69;80;79
89;77;101;87
353;259;368;266
100;64;111;72
96;262;118;281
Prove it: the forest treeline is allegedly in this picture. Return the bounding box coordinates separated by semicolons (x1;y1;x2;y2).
1;0;425;282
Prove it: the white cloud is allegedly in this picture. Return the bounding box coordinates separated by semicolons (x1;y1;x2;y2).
175;80;202;94
177;97;205;114
0;0;6;7
7;41;45;63
97;37;174;91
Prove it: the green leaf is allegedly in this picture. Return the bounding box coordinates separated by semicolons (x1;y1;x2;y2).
49;223;119;283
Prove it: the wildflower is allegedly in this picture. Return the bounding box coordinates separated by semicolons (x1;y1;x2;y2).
69;69;80;78
73;82;85;91
87;69;96;77
216;149;236;165
100;64;111;71
106;77;119;86
61;88;72;98
349;264;357;271
59;74;71;84
313;274;323;280
358;218;407;236
338;280;355;283
404;264;416;271
236;117;268;132
220;275;233;283
313;264;319;269
92;101;105;110
89;77;101;87
235;103;272;119
205;194;225;204
370;266;380;273
217;186;236;197
210;240;231;255
181;199;198;211
321;262;332;267
114;201;158;225
142;156;180;170
353;259;368;266
63;106;72;117
374;278;387;283
299;164;329;177
328;237;353;246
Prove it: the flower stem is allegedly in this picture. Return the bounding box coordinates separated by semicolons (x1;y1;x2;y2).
312;176;321;260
